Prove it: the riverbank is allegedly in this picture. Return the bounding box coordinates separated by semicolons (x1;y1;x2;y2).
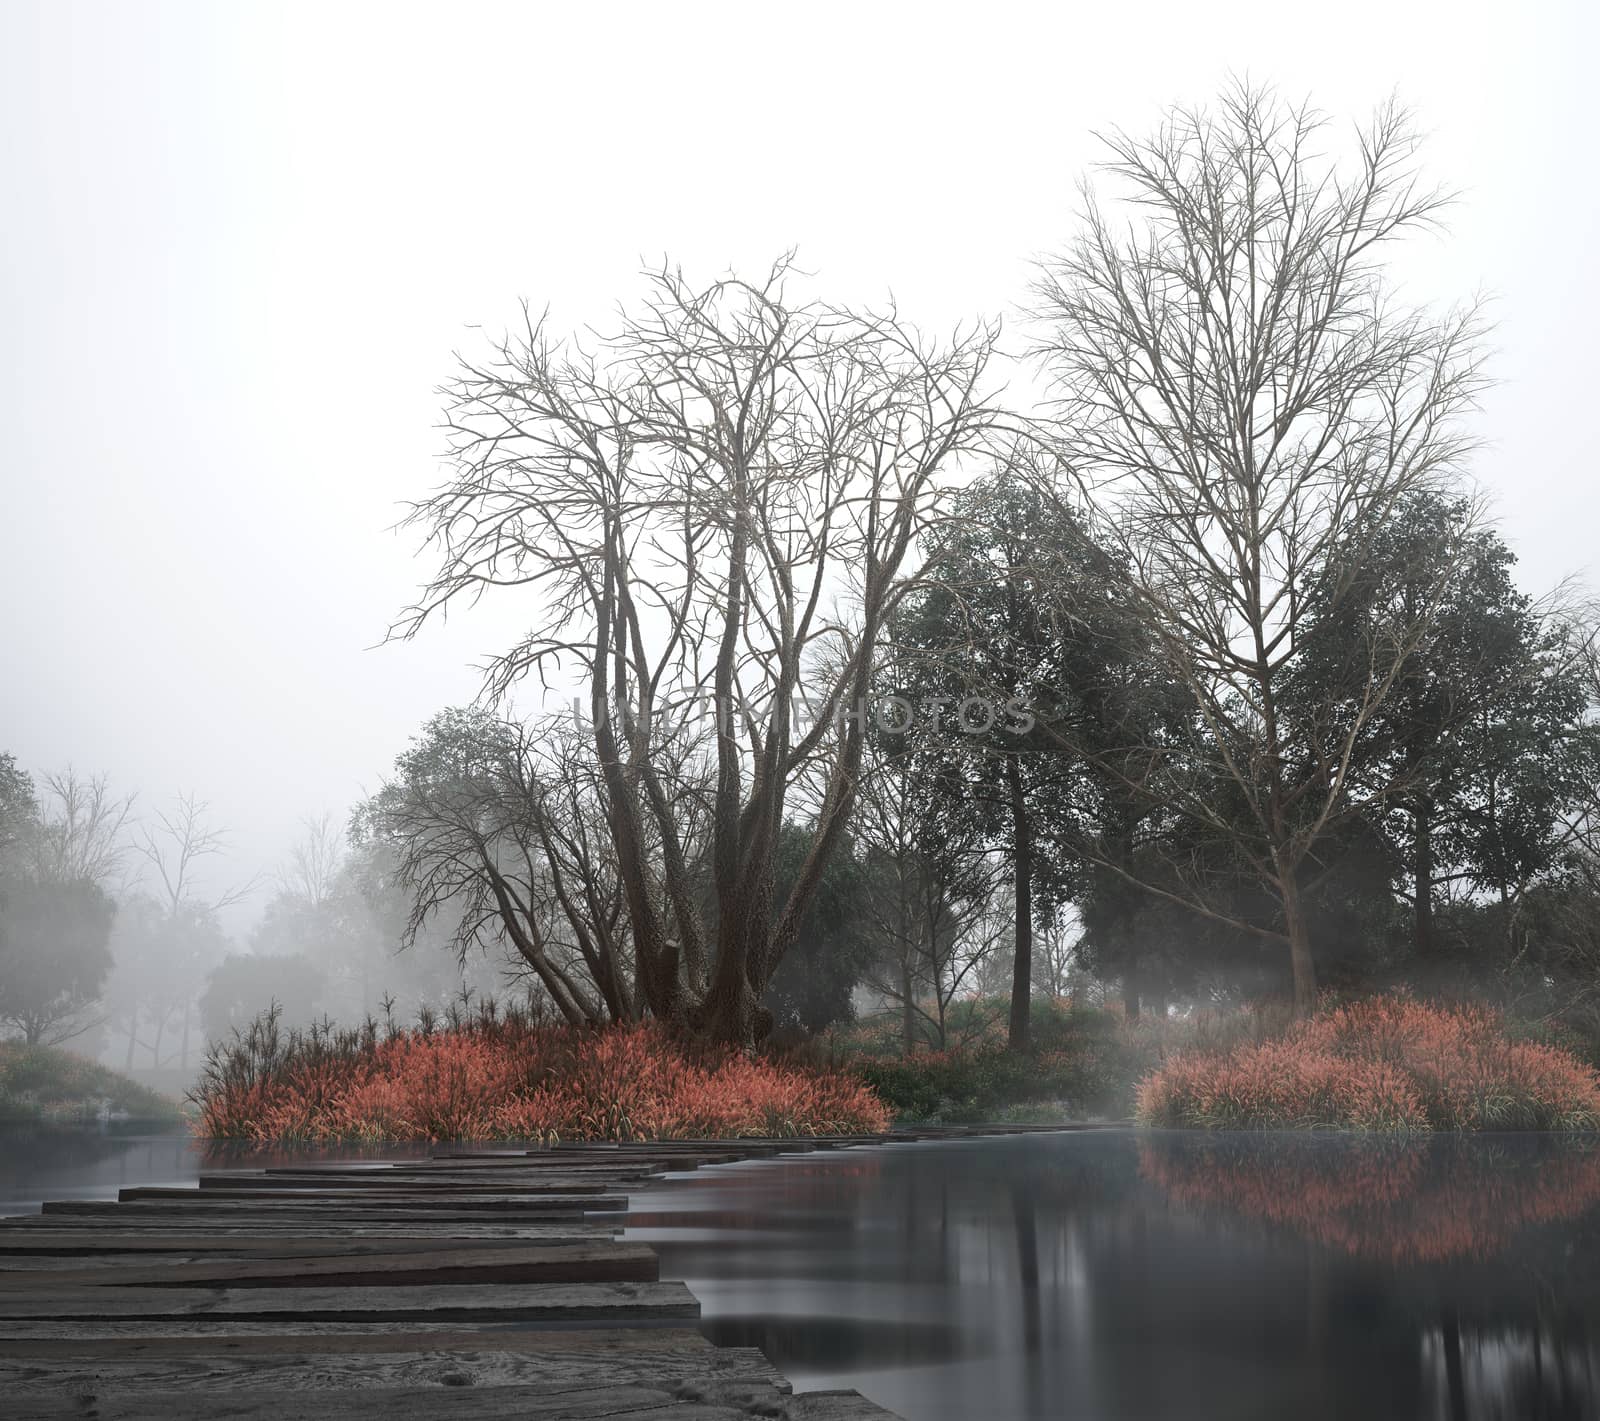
0;1042;184;1126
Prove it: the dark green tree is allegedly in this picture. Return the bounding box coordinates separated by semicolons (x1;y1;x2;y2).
761;824;877;1035
1292;496;1599;962
889;471;1175;1045
0;876;115;1044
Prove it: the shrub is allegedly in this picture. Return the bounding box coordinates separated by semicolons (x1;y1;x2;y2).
0;1042;183;1124
1135;993;1600;1132
191;1005;891;1143
848;1001;1136;1123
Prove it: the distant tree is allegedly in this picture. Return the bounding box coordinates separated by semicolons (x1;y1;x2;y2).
0;754;37;868
111;794;249;1069
26;770;135;887
0;876;114;1044
1032;84;1488;1014
0;764;128;1045
200;952;327;1044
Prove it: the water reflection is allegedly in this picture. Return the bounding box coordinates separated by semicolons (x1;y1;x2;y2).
626;1131;1600;1421
0;1126;441;1216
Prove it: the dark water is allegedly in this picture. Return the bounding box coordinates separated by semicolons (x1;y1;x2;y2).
0;1125;438;1215
625;1130;1600;1421
5;1126;1598;1419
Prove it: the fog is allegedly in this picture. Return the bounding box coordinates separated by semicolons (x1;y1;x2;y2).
3;0;1595;934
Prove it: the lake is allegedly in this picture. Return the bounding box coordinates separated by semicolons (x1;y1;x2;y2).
4;1125;1598;1420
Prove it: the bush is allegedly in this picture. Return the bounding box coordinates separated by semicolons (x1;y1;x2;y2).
848;1000;1136;1123
0;1042;183;1124
191;1004;892;1143
1135;993;1600;1132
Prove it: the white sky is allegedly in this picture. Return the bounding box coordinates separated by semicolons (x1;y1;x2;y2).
2;0;1595;929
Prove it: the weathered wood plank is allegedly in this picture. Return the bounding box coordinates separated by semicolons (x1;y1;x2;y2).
1;1381;829;1420
123;1182;618;1201
0;1222;620;1245
41;1197;626;1217
0;1242;659;1290
0;1334;785;1390
0;1280;698;1322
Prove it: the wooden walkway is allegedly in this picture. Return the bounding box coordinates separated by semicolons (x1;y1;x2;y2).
0;1124;1074;1419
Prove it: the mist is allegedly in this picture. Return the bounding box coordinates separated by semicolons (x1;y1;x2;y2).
3;1;1598;1080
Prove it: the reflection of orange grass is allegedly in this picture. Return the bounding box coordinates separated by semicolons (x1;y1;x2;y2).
1139;1137;1600;1263
194;1022;891;1143
1137;995;1600;1131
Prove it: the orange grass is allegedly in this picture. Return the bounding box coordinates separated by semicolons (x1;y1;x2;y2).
192;1011;891;1143
1135;994;1600;1132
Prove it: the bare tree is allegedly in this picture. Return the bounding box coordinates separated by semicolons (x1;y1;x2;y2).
394;257;999;1042
280;812;342;910
1032;84;1489;1014
356;708;654;1027
116;794;254;1068
28;770;135;888
852;737;1006;1053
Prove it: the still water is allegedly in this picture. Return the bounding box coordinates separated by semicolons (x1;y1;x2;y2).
626;1130;1600;1421
3;1126;1597;1420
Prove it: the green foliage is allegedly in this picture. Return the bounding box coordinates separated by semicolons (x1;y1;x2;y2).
0;876;115;1044
0;1041;182;1124
762;824;878;1034
846;999;1138;1123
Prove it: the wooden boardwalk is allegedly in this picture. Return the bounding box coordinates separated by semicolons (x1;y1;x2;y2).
0;1124;1074;1419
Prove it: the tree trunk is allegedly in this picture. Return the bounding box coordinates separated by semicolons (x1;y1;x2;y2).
1122;976;1141;1020
1280;871;1319;1018
1006;755;1033;1053
901;960;917;1057
1414;795;1436;958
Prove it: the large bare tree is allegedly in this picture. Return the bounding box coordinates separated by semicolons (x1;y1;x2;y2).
395;257;999;1043
1031;85;1489;1014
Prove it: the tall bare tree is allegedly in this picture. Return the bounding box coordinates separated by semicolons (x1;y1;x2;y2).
395;257;999;1042
1032;85;1489;1014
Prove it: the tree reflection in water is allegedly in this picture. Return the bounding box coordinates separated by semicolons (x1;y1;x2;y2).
629;1132;1600;1420
1139;1132;1600;1420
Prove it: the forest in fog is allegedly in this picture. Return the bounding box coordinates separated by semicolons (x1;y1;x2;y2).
5;85;1600;1079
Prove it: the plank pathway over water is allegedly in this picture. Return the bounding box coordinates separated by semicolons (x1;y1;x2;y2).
0;1124;1076;1419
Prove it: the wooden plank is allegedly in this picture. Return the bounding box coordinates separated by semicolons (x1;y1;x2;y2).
41;1197;626;1217
124;1181;618;1200
0;1242;659;1290
198;1168;656;1188
0;1335;786;1390
0;1225;620;1248
0;1280;699;1322
0;1382;826;1420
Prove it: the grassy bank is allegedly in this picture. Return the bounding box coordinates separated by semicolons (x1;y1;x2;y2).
0;1042;185;1125
1136;994;1600;1131
193;1007;891;1143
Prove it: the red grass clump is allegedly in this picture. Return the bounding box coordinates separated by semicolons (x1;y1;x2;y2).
1135;994;1600;1132
192;1010;891;1144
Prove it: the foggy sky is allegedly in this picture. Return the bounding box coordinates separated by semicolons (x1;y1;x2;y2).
2;0;1595;931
